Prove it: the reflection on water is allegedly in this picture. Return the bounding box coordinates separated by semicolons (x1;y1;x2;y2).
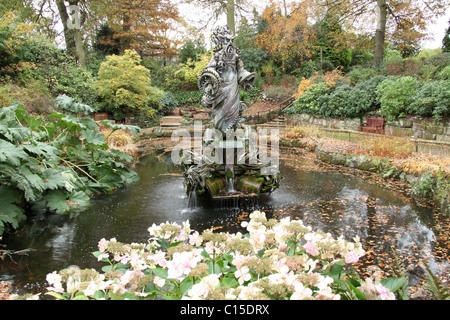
1;154;448;295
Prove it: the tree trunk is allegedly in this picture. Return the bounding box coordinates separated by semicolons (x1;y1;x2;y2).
374;0;387;69
122;13;132;50
55;0;86;68
227;0;235;34
74;28;87;68
56;0;76;57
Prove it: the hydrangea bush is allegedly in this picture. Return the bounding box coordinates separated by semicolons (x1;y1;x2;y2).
46;211;398;300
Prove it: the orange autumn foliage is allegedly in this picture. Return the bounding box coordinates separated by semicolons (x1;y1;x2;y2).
256;0;316;68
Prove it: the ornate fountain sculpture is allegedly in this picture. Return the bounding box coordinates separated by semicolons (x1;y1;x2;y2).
182;25;280;207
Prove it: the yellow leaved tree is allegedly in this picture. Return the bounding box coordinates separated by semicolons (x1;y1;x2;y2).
95;50;164;119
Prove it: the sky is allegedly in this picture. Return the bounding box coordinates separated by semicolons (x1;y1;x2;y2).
422;12;449;49
177;0;449;50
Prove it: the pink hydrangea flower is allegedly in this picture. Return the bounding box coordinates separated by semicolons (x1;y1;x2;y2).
344;251;360;264
304;242;318;256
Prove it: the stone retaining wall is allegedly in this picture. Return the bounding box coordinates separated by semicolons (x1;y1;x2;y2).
287;114;450;143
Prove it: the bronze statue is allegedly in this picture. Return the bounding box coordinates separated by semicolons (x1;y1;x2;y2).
198;25;256;133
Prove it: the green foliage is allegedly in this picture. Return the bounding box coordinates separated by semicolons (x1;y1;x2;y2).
159;92;179;115
353;75;387;114
423;263;450;300
95;50;163;119
420;53;450;80
313;14;352;69
407;80;450;120
298;60;320;79
347;67;377;85
175;52;210;86
437;65;450;80
377;76;419;120
0;99;140;236
179;40;206;63
54;94;94;114
289;82;331;115
443;20;450;53
239;49;268;72
170;90;202;106
240;74;263;104
411;171;437;200
93;24;121;56
0;11;32;78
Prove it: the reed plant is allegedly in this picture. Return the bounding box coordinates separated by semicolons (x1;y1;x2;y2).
355;135;414;159
100;128;139;158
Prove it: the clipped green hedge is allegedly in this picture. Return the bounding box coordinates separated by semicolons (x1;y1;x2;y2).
288;75;450;121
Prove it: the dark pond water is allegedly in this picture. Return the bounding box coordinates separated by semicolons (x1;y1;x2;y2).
1;153;448;296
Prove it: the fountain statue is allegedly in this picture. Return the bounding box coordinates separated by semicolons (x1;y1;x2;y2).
182;25;280;207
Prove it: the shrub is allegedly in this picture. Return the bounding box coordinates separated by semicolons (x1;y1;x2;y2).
377;76;419;120
175;52;211;86
382;50;404;76
264;85;295;102
298;60;319;79
159;92;179;115
420;53;450;80
292;82;331;115
95;50;163;119
292;78;315;99
347;67;377;85
407;80;450;120
353;75;387;115
239;48;268;72
437;65;450;80
321;83;354;118
44;211;406;300
171;90;202;106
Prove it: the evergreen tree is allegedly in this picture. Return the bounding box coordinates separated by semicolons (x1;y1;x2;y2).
443;19;450;53
94;23;121;56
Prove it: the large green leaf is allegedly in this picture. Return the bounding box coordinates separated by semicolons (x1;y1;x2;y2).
23;141;59;161
379;277;408;293
99;120;141;135
81;129;107;148
45;189;90;214
0;124;30;142
54;94;94;114
0;103;30;142
0;185;26;235
0;140;28;166
68;191;90;209
43;168;67;190
17;166;46;202
44;190;70;214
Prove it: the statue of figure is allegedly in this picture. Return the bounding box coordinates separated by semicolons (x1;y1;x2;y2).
198;25;256;133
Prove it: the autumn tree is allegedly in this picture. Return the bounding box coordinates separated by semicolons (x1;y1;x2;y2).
318;0;448;68
256;0;315;71
91;0;181;59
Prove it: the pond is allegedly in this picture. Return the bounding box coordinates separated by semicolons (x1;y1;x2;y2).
1;151;448;297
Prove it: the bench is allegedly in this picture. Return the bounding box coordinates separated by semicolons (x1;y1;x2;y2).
160;116;183;128
361;117;385;134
